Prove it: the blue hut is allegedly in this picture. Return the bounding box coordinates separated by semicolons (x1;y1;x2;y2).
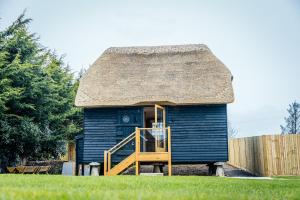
75;44;234;176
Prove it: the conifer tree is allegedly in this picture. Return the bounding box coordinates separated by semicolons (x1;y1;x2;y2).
0;12;83;169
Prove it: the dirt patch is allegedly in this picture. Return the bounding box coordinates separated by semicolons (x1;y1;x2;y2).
223;164;255;177
123;163;255;177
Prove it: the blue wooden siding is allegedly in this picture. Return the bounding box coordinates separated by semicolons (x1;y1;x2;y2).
166;105;228;163
82;107;142;163
80;105;228;164
75;135;84;164
82;108;117;163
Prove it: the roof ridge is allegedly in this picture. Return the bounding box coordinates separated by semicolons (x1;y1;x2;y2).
103;44;209;55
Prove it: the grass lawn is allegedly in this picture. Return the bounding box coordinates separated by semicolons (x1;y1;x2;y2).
0;175;299;200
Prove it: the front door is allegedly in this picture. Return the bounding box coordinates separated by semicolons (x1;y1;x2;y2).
153;105;166;152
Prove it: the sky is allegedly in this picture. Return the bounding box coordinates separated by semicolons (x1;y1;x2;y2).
0;0;300;137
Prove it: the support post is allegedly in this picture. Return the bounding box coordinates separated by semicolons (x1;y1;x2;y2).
168;126;172;176
163;108;166;151
163;128;166;152
81;164;84;176
135;127;140;175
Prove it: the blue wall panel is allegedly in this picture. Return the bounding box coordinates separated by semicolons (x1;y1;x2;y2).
75;135;84;164
166;105;228;163
82;107;142;163
83;108;118;163
82;105;228;164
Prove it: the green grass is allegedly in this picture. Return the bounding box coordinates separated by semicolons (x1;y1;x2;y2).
0;175;299;200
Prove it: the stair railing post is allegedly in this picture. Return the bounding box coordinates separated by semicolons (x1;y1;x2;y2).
135;127;140;175
104;151;107;176
108;152;111;172
168;126;172;176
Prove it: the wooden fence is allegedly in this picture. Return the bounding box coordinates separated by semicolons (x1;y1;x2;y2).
60;142;76;162
228;134;300;176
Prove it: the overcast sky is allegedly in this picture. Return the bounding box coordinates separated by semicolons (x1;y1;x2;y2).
1;0;300;137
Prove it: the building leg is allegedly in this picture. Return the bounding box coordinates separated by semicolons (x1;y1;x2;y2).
208;163;217;176
135;161;139;175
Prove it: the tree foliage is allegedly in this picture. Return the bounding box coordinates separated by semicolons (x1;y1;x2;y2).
280;101;300;134
228;121;238;138
0;12;83;168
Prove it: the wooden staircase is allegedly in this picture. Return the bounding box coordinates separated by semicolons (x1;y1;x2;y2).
104;127;172;176
105;153;136;176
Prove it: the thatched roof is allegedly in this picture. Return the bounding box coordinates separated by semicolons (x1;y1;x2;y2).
75;44;234;107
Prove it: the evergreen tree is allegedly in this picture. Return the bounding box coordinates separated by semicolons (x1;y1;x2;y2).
0;12;83;169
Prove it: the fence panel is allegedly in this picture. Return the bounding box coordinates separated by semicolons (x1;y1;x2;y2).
228;134;300;176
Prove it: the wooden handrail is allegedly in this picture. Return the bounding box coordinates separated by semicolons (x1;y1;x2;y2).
108;131;136;154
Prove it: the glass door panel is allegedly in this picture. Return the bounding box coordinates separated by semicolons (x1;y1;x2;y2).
153;105;166;152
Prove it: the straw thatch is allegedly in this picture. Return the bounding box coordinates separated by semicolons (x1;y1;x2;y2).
75;44;234;107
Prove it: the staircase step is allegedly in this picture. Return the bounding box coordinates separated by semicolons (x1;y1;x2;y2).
140;173;164;176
